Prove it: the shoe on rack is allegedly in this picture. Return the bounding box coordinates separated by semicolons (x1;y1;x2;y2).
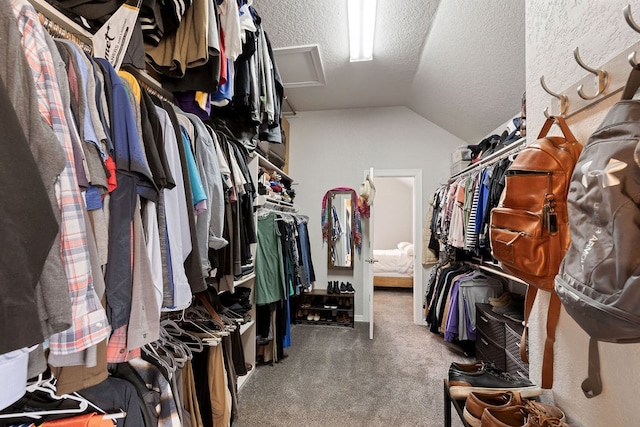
313;312;320;321
522;399;566;425
327;281;334;294
340;282;347;293
463;391;524;427
448;361;542;400
307;311;314;321
480;403;568;427
489;293;512;307
346;282;355;293
493;298;524;315
464;391;565;427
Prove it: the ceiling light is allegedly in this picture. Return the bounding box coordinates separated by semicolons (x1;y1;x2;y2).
348;0;377;62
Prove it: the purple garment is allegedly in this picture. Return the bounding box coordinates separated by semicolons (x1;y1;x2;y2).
444;280;460;342
174;91;210;121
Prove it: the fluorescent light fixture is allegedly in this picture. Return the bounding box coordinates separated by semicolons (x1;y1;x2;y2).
348;0;377;62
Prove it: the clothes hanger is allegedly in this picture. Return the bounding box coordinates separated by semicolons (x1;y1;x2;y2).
161;318;204;353
179;307;224;344
180;318;222;346
141;342;176;378
157;327;191;364
0;382;90;420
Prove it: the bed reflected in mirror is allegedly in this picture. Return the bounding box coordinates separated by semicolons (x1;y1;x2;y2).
328;190;354;270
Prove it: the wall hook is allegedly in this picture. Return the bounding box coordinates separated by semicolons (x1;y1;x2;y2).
573;47;608;100
629;52;639;68
540;75;568;118
624;5;640;34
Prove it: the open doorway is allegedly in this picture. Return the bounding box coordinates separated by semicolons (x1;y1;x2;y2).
366;169;423;333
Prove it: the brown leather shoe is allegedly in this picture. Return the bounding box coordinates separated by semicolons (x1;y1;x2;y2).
463;391;524;427
522;399;566;426
481;406;528;426
481;402;567;427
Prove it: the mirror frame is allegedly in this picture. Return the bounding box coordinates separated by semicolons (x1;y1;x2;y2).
327;190;355;271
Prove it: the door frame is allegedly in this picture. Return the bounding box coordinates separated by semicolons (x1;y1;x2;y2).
363;168;424;331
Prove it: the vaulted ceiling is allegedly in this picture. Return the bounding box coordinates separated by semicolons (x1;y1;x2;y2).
252;0;526;143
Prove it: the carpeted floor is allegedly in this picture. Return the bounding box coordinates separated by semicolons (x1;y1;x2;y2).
235;288;472;427
234;290;468;427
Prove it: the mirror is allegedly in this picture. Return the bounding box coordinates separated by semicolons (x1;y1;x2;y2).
328;190;354;270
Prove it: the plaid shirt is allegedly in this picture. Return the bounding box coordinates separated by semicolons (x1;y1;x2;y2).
12;0;110;354
106;325;141;363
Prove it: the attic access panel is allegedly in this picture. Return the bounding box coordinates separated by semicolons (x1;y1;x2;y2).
273;44;326;88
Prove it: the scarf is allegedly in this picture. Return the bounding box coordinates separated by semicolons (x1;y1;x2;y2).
321;187;362;254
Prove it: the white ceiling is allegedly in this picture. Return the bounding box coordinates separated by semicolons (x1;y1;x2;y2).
252;0;525;143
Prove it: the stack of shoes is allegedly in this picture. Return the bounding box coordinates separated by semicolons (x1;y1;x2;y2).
448;361;542;400
488;293;511;307
463;390;572;427
489;293;525;324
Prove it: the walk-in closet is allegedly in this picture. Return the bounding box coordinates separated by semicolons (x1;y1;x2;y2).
1;1;639;426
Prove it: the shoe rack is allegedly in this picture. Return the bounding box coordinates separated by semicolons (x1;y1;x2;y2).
293;289;355;328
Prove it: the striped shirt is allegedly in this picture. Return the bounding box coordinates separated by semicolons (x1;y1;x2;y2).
11;0;110;354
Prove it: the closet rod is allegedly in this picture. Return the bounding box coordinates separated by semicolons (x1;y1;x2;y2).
449;137;527;180
123;66;175;103
283;95;297;116
29;0;174;103
260;200;298;213
467;260;528;286
28;0;93;45
39;13;92;54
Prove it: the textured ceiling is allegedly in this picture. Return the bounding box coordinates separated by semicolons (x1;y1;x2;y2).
407;1;526;142
252;0;525;143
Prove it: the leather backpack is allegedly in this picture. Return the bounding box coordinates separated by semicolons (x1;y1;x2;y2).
490;116;582;388
555;65;640;398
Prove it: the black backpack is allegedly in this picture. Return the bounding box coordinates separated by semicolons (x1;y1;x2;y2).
555;65;640;398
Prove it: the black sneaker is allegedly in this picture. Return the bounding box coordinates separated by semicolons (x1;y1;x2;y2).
346;282;355;293
448;361;542;399
340;282;347;293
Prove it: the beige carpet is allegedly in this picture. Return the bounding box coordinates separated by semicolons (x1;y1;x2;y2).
235;288;472;427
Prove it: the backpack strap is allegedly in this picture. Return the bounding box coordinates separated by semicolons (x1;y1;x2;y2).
520;286;536;365
582;338;603;398
520;285;561;389
537;116;577;142
621;64;640;100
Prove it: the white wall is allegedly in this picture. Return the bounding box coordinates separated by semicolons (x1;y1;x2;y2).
526;2;640;425
286;106;465;319
372;177;413;250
